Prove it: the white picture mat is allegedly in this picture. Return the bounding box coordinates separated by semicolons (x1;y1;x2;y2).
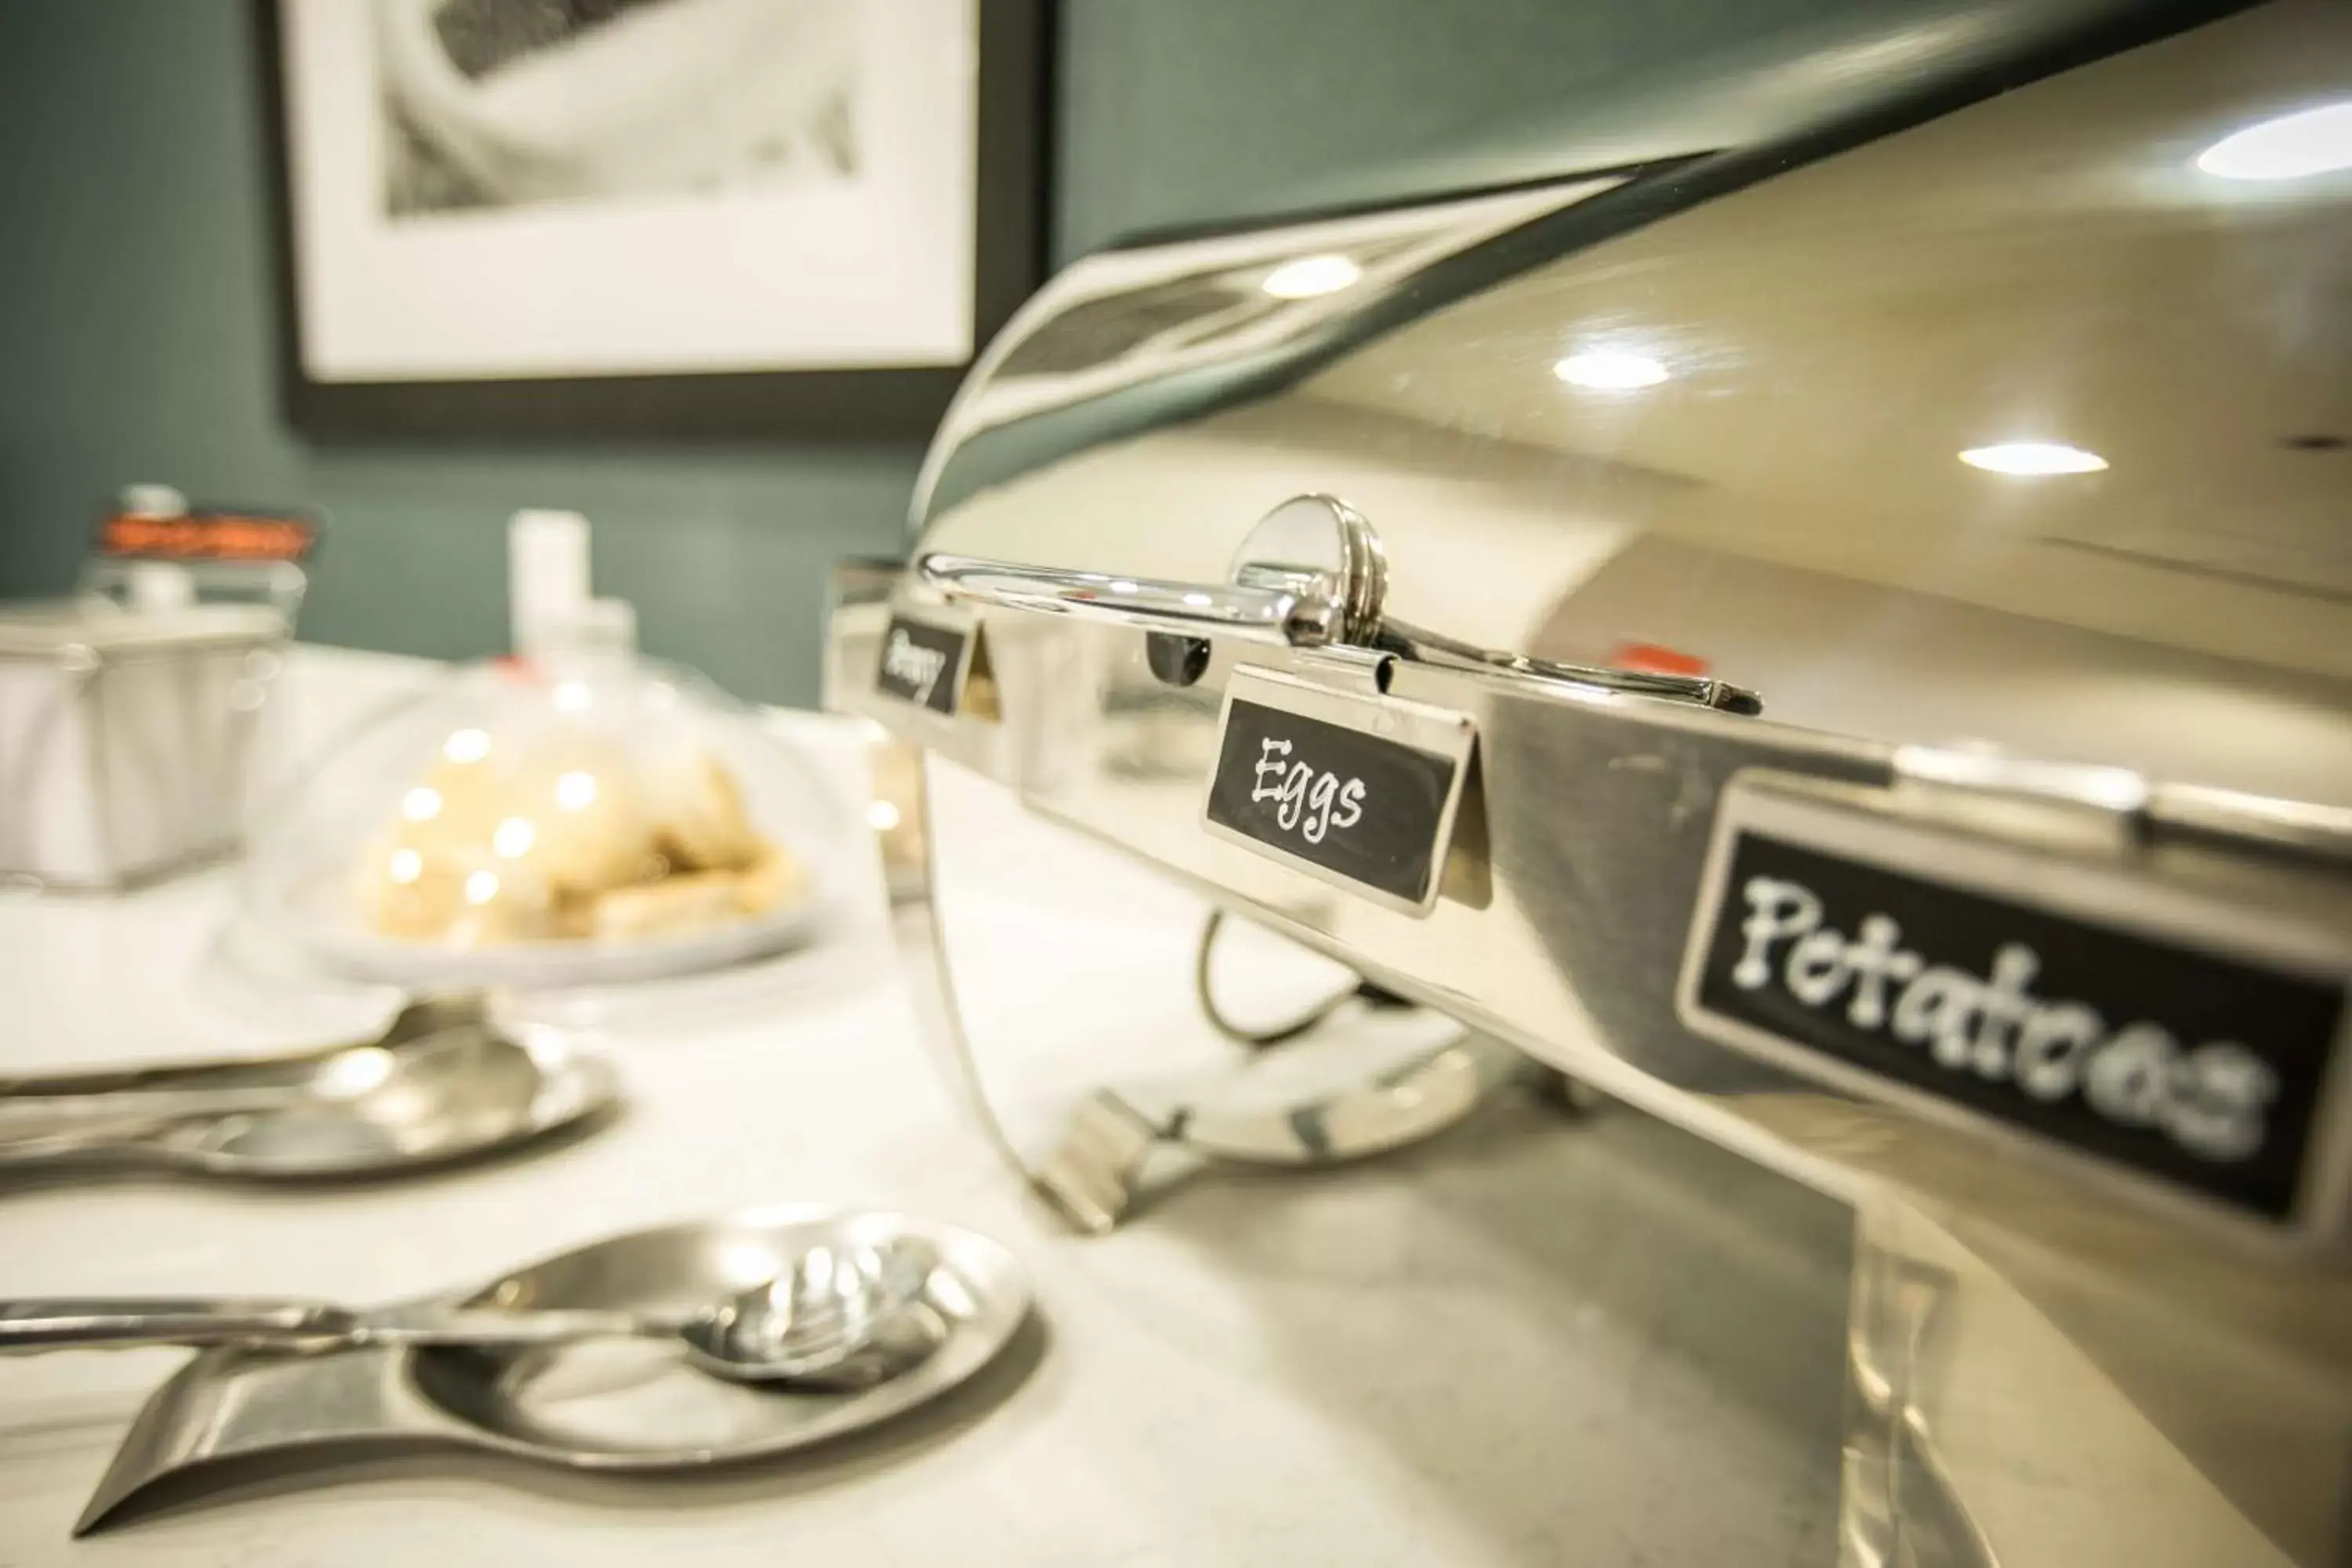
281;0;978;382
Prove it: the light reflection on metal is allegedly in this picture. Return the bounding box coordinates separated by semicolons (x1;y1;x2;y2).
1958;441;2109;475
2197;100;2352;181
1261;253;1363;299
1554;348;1671;390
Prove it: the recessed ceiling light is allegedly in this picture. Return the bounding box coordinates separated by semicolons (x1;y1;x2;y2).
1261;254;1362;299
2196;101;2352;181
1552;350;1671;390
1959;441;2109;476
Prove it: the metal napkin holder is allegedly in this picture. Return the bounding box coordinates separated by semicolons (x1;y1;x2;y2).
0;548;306;891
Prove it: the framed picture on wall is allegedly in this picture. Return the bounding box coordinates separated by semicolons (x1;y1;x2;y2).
259;0;1049;439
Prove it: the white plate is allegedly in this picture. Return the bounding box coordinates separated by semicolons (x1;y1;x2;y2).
266;867;830;989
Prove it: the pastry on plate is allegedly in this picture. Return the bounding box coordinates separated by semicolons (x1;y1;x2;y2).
355;731;802;949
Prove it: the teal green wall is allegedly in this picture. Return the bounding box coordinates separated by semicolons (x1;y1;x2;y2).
0;2;915;706
0;0;1874;705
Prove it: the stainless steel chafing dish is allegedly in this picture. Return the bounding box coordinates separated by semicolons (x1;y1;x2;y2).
832;3;2352;1562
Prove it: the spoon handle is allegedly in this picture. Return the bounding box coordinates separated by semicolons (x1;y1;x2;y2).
0;1298;673;1355
0;1298;343;1352
350;1305;677;1348
0;1112;184;1169
0;1088;299;1127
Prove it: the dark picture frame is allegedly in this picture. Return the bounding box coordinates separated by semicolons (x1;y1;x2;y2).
255;0;1051;441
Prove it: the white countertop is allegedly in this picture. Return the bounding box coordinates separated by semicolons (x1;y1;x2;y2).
0;648;1852;1565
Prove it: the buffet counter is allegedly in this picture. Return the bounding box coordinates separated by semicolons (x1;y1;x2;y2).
0;647;1849;1566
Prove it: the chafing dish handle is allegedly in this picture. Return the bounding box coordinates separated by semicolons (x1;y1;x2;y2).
915;550;1762;713
916;554;1341;647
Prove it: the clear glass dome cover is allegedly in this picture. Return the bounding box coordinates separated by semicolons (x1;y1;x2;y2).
237;647;848;989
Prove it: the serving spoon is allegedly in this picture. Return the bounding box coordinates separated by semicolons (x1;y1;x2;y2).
0;994;514;1130
0;1238;942;1390
0;996;619;1180
0;1041;414;1130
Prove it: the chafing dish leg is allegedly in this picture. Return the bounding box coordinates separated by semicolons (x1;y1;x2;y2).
1022;1027;1541;1234
1029;1091;1168;1235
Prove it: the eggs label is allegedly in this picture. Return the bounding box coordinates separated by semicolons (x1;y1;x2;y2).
1203;668;1475;917
1249;738;1367;845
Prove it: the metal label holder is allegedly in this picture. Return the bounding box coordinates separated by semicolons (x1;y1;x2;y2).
1676;767;2352;1245
873;601;996;722
1200;662;1480;919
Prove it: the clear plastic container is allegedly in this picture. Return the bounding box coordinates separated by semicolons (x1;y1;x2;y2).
236;646;848;989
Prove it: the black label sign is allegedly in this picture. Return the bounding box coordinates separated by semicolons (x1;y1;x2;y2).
1204;695;1462;909
873;614;967;716
1686;829;2347;1222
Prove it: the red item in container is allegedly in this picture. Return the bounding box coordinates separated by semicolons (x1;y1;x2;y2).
1610;641;1711;677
